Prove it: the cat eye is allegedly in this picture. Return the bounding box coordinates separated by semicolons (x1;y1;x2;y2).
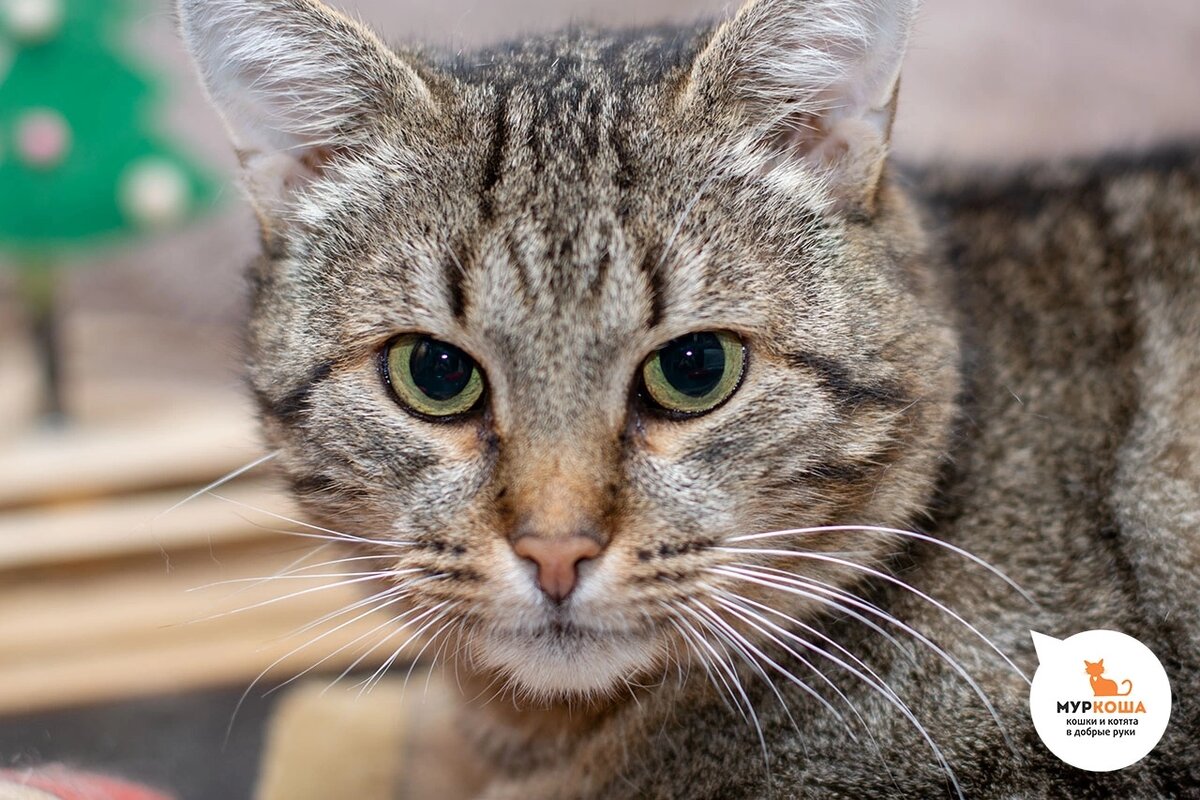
383;334;485;419
640;331;746;417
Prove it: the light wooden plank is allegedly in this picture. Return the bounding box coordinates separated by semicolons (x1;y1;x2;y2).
0;621;398;716
0;400;263;510
0;482;293;571
0;543;407;715
0;543;381;662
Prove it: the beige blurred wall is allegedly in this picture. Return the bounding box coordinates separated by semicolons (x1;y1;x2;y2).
2;0;1198;422
169;0;1200;164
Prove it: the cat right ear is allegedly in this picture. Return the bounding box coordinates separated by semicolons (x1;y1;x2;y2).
684;0;918;215
177;0;432;213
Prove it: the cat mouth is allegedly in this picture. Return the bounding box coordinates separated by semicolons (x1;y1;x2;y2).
502;619;649;644
475;621;664;698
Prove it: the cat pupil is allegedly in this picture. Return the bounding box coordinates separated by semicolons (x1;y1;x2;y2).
660;333;726;398
409;338;474;401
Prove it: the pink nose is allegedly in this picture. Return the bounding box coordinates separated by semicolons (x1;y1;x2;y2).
512;535;602;602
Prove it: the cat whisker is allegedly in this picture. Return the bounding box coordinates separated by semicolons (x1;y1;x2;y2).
399;613;463;696
663;608;750;723
709;591;939;798
712;587;900;706
321;600;448;695
657;172;721;273
224;583;418;742
154;451;279;522
686;597;844;743
424;616;462;697
358;602;459;696
686;599;816;749
206;492;415;549
176;541;336;605
191;569;413;589
286;575;444;640
699;596;860;742
715;564;982;700
731;564;912;656
714;546;1028;683
663;615;737;717
190;572;398;623
261;592;422;699
264;552;400;577
711;564;1017;756
672;602;772;770
723;524;1033;604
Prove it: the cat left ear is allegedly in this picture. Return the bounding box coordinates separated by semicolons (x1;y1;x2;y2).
178;0;434;214
685;0;918;214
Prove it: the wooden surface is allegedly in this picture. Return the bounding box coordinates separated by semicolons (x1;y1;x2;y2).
255;675;484;800
0;396;401;717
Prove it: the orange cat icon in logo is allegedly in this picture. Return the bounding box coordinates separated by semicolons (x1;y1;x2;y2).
1085;659;1133;697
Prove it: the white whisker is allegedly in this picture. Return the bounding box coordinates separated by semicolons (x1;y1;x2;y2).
665;607;751;723
715;546;1028;683
321;601;445;694
191;573;393;622
711;564;1016;755
723;524;1033;603
192;570;408;589
207;492;414;549
673;603;771;770
711;591;928;796
357;602;457;696
155;451;279;522
692;597;860;746
287;575;444;639
262;592;420;697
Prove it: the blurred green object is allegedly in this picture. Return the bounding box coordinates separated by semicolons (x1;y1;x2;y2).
0;0;220;420
0;0;218;252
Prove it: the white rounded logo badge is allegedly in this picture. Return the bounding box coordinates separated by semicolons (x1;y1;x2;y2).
1029;629;1172;771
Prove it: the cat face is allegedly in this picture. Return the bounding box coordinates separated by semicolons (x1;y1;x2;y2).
181;0;959;700
1085;659;1106;676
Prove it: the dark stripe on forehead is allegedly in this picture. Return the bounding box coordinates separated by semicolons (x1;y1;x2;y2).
479;92;509;222
641;244;667;328
608;120;634;221
444;246;468;320
256;360;334;423
785;351;908;408
505;228;534;303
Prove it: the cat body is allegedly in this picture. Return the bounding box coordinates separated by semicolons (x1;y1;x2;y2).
462;148;1200;799
176;0;1200;796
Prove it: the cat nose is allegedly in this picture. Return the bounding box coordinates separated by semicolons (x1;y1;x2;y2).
512;535;602;603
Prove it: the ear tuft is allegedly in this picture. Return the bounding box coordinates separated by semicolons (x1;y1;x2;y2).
177;0;430;211
687;0;918;213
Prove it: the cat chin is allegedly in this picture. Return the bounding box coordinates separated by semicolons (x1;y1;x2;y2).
473;626;662;700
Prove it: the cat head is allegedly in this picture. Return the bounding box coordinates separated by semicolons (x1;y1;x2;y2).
1085;659;1106;676
180;0;960;702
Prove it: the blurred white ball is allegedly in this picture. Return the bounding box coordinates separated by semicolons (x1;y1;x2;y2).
120;158;190;228
2;0;64;43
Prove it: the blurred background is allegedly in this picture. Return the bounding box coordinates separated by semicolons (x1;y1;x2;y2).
0;0;1198;798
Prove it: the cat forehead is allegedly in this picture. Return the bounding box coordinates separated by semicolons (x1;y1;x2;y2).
443;28;709;97
275;28;826;398
287;44;782;314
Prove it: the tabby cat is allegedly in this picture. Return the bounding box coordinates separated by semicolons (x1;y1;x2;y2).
178;0;1200;796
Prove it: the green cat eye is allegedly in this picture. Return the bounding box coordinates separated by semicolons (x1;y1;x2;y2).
384;334;485;418
640;331;746;416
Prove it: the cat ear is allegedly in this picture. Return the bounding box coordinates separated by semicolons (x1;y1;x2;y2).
685;0;917;213
177;0;433;212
